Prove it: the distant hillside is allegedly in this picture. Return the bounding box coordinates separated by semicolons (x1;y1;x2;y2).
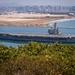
0;2;21;7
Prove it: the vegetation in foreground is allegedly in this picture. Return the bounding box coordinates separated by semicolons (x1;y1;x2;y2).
0;42;75;75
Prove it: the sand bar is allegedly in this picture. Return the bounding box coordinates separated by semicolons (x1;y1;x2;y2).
0;13;74;26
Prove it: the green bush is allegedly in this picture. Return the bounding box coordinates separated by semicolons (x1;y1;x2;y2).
0;42;75;75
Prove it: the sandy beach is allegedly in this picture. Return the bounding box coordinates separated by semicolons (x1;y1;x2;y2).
0;13;74;26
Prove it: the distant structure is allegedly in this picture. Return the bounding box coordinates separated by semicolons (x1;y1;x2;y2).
0;6;75;14
68;13;75;16
48;22;59;34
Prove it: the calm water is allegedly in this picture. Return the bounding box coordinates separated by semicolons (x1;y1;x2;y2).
0;26;48;34
0;20;75;34
0;19;75;47
49;20;75;34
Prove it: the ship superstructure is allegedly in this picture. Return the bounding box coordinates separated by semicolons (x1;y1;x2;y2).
48;22;59;34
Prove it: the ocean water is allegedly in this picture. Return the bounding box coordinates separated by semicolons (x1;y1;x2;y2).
0;26;48;34
0;20;75;34
0;19;75;47
49;19;75;34
0;40;21;47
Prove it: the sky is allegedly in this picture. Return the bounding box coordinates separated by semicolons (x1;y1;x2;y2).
0;0;75;6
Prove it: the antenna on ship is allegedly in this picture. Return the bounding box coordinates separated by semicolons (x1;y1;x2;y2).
54;22;57;29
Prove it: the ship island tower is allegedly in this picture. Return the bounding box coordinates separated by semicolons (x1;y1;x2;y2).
48;22;59;34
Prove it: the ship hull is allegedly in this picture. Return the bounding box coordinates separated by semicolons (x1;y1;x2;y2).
0;33;75;43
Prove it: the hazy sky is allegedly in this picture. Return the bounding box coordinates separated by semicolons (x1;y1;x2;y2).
0;0;75;6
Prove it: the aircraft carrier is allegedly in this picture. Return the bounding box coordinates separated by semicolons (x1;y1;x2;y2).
0;23;75;43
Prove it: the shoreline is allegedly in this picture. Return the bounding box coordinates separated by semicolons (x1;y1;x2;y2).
48;18;75;24
0;13;75;27
0;18;74;27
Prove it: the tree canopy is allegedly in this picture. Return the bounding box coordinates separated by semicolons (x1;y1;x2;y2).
0;42;75;75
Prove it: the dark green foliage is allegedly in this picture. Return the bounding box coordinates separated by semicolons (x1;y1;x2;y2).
0;42;75;75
